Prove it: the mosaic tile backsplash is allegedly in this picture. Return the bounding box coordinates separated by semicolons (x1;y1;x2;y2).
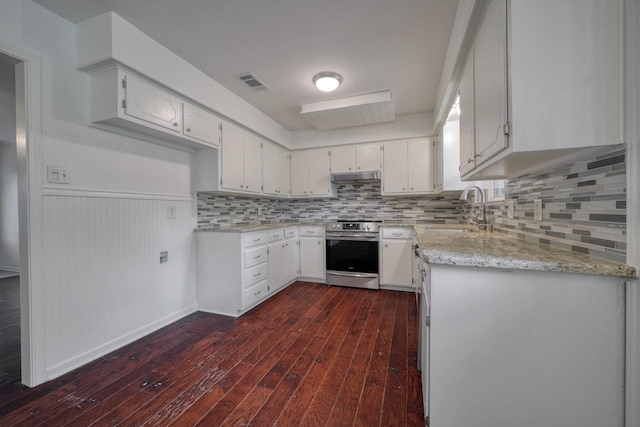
464;147;627;263
198;183;463;228
198;146;627;263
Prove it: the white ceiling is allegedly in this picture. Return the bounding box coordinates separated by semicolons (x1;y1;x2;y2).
35;0;459;131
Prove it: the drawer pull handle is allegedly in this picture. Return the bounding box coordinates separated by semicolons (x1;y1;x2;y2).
253;255;261;259
254;290;261;296
254;272;261;277
253;238;260;242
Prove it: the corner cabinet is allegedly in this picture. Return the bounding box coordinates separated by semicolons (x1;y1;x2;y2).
458;0;622;180
382;138;435;195
291;149;336;198
90;65;221;150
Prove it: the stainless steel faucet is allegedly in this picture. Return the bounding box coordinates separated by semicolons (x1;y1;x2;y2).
460;185;488;228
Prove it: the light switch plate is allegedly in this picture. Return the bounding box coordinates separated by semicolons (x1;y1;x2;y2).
534;199;543;221
507;201;515;219
47;165;71;184
167;205;177;219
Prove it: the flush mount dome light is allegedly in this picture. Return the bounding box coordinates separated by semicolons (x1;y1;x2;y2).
313;72;342;92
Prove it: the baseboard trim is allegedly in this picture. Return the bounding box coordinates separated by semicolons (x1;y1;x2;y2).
0;265;20;273
45;304;198;381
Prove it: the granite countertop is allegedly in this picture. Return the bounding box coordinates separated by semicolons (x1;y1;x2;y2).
415;226;637;278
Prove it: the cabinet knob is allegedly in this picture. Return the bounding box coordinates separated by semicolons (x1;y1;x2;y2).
240;185;244;188
310;191;313;194
318;241;321;245
468;158;472;164
348;167;352;170
411;187;414;190
186;128;191;132
402;187;406;191
173;122;179;127
304;191;307;194
384;244;388;247
357;167;361;170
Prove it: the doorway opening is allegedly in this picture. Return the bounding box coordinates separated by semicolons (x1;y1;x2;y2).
0;51;23;391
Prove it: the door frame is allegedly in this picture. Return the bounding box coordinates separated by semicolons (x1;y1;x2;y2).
0;41;45;387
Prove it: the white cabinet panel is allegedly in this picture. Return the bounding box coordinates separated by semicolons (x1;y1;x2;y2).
183;103;220;147
245;280;268;308
330;145;356;173
262;142;279;196
278;149;291;196
459;51;476;176
244;246;267;269
243;232;268;248
308;148;331;196
123;73;182;133
473;0;508;165
408;139;434;192
243;133;263;193
269;236;299;293
299;236;325;280
290;151;309;196
245;262;268;288
381;238;413;288
356;143;382;171
220;120;245;191
382;141;408;193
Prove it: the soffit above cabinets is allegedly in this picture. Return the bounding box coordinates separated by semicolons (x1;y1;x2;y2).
300;91;395;130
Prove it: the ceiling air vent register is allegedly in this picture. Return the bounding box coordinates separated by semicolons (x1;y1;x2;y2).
236;72;270;91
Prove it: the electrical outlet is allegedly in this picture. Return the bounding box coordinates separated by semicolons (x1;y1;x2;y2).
257;206;262;216
507;201;515;219
160;251;168;264
167;205;177;219
534;199;543;221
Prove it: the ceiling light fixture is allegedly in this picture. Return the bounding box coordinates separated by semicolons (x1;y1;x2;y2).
313;72;342;92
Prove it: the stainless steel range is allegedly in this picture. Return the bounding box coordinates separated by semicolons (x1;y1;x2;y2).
325;220;381;290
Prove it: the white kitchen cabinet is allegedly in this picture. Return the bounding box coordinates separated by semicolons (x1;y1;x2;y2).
268;228;299;293
380;227;414;290
428;264;625;427
330;145;356;173
356;143;382;172
197;230;270;317
382;138;434;195
263;142;290;196
89;64;220;150
299;226;325;281
182;103;221;148
330;143;382;174
220;121;262;194
291;149;335;197
458;0;621;180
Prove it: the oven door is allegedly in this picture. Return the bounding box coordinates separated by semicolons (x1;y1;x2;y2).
325;232;379;289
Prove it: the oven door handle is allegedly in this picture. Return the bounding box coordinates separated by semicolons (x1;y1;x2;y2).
325;233;379;240
327;271;379;279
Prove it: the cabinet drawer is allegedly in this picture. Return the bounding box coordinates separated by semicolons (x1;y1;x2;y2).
299;226;324;237
285;227;298;239
245;262;268;288
244;246;267;269
382;227;412;239
268;229;284;242
243;232;267;248
245;280;268;307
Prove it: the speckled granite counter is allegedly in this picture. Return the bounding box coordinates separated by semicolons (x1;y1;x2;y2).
415;226;636;278
195;221;326;233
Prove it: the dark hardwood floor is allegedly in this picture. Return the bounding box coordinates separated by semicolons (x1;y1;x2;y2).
0;281;424;426
0;276;20;392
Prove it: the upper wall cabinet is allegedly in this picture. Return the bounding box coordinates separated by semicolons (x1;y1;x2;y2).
459;0;621;180
263;142;290;196
330;143;382;173
291;149;336;198
90;65;221;150
382;138;435;195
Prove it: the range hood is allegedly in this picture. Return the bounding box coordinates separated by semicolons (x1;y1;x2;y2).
330;170;381;183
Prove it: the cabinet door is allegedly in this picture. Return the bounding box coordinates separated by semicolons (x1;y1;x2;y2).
381;239;413;287
433;138;443;191
284;239;299;284
243;133;263;193
290;151;308;196
382;142;408;193
262;142;279;196
299;237;325;279
408;138;434;192
474;0;508;165
308;149;331;196
183;103;220;147
124;74;181;132
356;143;382;172
278;149;291;196
459;50;476;176
268;241;284;293
330;145;356;173
220;120;245;191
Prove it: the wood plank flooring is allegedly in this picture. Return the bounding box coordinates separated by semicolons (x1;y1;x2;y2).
0;281;424;426
0;276;20;392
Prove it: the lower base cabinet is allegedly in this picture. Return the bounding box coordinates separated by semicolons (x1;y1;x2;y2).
380;227;414;290
299;226;325;281
427;264;625;427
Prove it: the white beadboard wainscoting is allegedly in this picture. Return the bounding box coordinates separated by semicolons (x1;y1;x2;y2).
42;195;197;379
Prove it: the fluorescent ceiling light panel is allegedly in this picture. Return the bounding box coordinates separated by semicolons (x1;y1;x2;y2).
300;91;395;130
